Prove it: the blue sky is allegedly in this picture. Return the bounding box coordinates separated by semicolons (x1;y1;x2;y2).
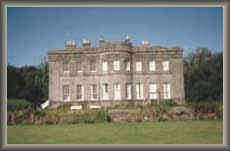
7;7;223;66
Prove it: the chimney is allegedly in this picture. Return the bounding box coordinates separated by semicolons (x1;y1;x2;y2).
99;35;105;47
65;40;76;49
82;38;91;48
141;40;150;47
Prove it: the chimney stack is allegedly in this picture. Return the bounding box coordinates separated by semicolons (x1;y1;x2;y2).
65;40;76;49
82;38;91;48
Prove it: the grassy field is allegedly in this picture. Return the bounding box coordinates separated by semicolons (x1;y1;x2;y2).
8;120;222;144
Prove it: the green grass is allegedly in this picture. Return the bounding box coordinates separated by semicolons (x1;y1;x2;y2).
8;120;222;144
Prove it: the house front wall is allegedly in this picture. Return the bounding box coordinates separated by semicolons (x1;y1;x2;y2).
48;44;185;104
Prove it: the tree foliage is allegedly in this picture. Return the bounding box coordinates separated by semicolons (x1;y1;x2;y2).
7;57;49;106
184;48;223;102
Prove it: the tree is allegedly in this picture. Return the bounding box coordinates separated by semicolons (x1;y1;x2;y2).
184;48;223;102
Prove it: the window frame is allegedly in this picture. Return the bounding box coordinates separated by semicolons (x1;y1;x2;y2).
63;85;70;101
162;61;170;71
113;60;120;71
76;62;82;72
136;61;142;72
90;84;97;100
76;84;84;100
136;82;143;99
102;61;108;72
149;83;157;99
126;83;132;99
90;60;96;72
149;61;156;72
163;83;171;99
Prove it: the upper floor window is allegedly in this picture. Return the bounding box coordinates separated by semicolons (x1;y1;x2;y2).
162;61;169;71
149;61;156;71
102;61;108;72
136;62;142;72
126;61;130;71
76;62;82;72
163;83;171;99
63;62;69;72
90;60;96;72
113;61;120;71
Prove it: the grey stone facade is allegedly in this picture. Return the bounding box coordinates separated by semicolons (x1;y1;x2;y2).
47;38;185;105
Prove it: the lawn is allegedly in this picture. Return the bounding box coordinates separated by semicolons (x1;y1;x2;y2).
8;120;222;144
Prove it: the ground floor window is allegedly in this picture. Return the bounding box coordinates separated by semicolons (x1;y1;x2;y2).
90;84;97;100
126;83;132;99
63;85;70;101
114;83;121;100
76;84;84;100
136;83;143;99
163;83;171;99
102;83;109;100
149;83;157;99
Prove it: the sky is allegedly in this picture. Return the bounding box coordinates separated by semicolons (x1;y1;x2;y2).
7;7;223;66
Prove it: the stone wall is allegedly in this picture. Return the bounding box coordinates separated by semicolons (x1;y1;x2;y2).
48;42;185;104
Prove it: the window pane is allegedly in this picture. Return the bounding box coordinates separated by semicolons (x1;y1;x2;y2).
136;83;143;99
102;62;108;72
91;84;97;100
102;83;109;100
76;85;82;100
149;61;155;71
126;83;132;99
76;62;82;71
114;61;120;71
63;85;69;101
90;60;96;71
126;61;130;71
136;62;142;72
163;61;169;71
163;83;171;99
114;84;121;100
63;63;68;72
149;84;157;99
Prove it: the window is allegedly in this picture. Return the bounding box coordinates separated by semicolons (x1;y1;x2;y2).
163;83;171;99
114;84;121;100
136;83;143;99
149;61;156;71
126;61;130;71
126;83;132;99
102;61;108;72
63;85;70;101
163;61;169;71
76;62;82;72
90;60;96;72
149;83;157;99
113;61;120;71
76;85;84;100
63;62;69;72
102;83;109;100
136;62;142;72
90;84;97;100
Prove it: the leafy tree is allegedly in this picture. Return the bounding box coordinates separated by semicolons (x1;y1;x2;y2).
184;48;223;102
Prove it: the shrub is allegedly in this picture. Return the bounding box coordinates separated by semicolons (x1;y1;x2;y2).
7;98;32;112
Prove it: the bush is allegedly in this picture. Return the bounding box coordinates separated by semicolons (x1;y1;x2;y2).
188;101;223;120
7;98;32;112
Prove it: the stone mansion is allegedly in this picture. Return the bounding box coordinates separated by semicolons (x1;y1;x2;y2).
47;36;185;106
